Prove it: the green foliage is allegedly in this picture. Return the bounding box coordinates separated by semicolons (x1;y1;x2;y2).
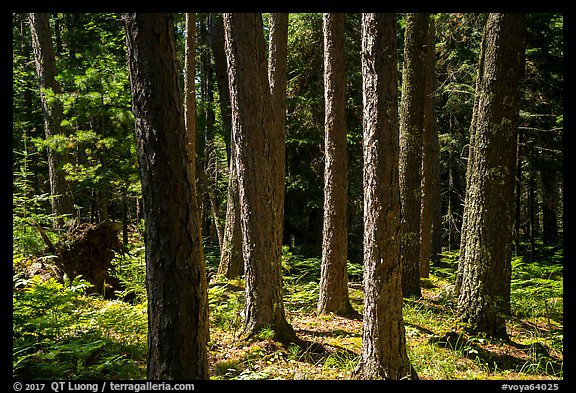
14;13;140;226
323;350;359;372
208;282;244;333
204;242;223;277
111;246;147;303
281;246;321;281
256;326;276;341
510;254;563;321
284;281;319;313
13;275;147;379
430;250;460;280
13;130;56;257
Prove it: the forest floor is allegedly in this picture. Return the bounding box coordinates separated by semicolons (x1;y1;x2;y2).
207;273;563;381
12;240;563;381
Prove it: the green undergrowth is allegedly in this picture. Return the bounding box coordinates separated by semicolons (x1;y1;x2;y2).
13;275;147;379
13;241;563;380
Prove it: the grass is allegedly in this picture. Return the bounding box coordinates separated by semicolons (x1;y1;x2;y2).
12;242;563;380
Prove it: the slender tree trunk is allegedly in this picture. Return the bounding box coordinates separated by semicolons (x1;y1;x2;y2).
184;13;199;201
29;13;75;229
217;142;244;278
199;15;224;247
223;13;297;344
210;13;244;278
317;13;355;316
268;13;289;283
357;13;417;380
457;13;526;338
209;13;233;153
124;13;209;379
399;13;428;298
419;15;440;277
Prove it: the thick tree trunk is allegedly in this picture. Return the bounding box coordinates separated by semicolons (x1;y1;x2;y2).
124;13;209;379
399;13;428;298
223;13;297;344
457;13;526;338
357;13;417;380
29;13;75;229
318;13;355;316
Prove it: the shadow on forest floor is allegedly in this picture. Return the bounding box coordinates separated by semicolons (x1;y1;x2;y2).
428;330;563;375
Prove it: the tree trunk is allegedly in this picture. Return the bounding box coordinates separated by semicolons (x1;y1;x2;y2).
217;142;244;278
210;13;244;278
357;13;417;380
124;13;209;379
267;13;289;286
199;15;224;247
419;15;440;277
184;13;199;205
223;13;297;344
209;13;233;152
399;13;428;298
317;13;355;316
29;13;75;229
457;13;526;338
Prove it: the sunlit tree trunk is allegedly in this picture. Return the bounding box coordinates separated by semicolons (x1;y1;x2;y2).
224;12;297;344
357;13;417;380
457;13;526;338
318;13;355;316
211;13;244;279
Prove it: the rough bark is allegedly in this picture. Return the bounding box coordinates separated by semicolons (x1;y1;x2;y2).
223;13;297;344
399;13;428;298
317;13;355;316
218;142;243;278
124;13;209;379
457;13;526;338
211;13;244;278
28;13;75;229
357;13;417;380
